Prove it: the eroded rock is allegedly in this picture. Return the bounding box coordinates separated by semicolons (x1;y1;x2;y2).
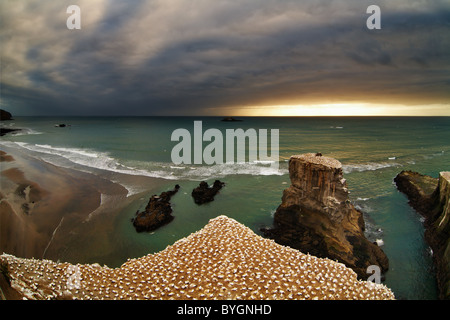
192;180;225;205
132;185;180;232
262;153;389;280
395;170;450;299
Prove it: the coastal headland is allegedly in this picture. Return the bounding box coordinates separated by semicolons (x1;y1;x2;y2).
395;170;450;299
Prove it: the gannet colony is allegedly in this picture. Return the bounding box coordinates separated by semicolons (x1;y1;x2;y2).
0;215;395;300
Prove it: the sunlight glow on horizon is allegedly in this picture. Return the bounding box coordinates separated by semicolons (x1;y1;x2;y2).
222;103;450;117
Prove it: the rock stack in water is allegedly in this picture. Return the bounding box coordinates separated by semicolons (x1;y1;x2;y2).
263;153;389;280
132;185;180;232
192;180;225;205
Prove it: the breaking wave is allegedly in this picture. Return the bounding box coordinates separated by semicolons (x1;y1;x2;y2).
0;125;43;136
342;162;400;174
3;141;287;181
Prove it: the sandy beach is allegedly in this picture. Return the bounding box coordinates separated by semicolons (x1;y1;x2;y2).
0;146;168;265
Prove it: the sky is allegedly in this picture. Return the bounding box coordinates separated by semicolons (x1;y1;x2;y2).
1;0;449;117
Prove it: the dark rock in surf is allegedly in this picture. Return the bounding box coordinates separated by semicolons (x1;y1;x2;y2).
192;180;225;205
132;185;180;232
0;128;21;136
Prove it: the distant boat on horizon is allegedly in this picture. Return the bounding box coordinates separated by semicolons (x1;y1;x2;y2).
221;117;242;122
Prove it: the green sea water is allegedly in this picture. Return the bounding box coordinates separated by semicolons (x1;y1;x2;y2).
1;116;449;299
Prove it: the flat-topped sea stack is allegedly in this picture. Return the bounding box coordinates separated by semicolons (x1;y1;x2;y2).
395;170;450;299
263;153;389;280
0;216;394;300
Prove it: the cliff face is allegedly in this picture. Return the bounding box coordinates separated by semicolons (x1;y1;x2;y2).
285;154;351;223
395;171;450;299
436;173;450;240
263;153;389;280
394;171;438;214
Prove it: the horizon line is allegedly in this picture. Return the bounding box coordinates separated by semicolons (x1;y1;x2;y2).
4;114;450;118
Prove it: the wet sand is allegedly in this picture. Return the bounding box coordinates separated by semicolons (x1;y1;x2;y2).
0;147;168;265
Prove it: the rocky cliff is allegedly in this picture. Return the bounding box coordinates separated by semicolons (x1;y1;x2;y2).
262;153;389;280
394;170;450;299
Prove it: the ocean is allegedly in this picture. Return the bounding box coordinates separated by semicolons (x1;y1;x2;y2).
1;116;449;300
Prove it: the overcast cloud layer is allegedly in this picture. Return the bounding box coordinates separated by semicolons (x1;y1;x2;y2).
1;0;449;116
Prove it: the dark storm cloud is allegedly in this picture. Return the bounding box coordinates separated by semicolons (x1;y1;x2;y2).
1;0;449;116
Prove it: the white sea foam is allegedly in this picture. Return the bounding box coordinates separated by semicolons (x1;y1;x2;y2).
253;160;276;164
270;209;276;218
0;126;43;136
157;161;288;180
14;142;134;174
13;128;43;136
9;141;148;177
423;150;445;160
354;203;374;213
5;141;288;181
121;184;146;197
34;144;102;159
342;162;399;174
